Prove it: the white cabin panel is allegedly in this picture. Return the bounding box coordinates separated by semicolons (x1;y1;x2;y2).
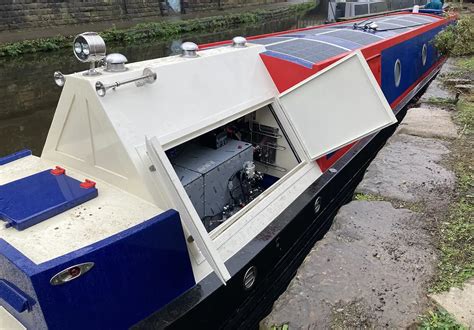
42;77;150;201
278;51;397;161
98;44;278;150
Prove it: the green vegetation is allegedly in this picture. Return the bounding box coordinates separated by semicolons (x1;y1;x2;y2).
0;2;314;57
0;36;67;57
353;193;384;202
424;97;458;106
430;57;473;293
270;324;289;330
354;193;425;212
456;56;474;72
419;309;466;329
433;15;474;57
456;99;473;136
432;197;474;292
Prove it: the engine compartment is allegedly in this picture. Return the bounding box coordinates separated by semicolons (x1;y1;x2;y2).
166;105;300;232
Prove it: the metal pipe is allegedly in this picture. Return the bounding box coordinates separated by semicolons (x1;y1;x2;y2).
95;67;157;97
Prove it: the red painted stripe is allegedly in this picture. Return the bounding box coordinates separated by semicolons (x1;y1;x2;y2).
316;143;355;172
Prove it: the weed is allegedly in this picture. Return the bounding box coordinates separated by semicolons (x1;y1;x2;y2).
456;56;474;72
419;309;466;329
354;193;384;202
455;99;473;136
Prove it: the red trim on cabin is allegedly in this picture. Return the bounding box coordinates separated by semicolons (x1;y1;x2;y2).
316;143;356;172
366;54;382;85
259;54;318;93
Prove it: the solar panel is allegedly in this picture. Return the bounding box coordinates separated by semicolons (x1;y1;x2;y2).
299;28;339;35
385;18;425;27
255;13;440;65
375;22;411;32
250;37;294;45
399;16;435;24
324;30;385;45
376;14;438;22
304;35;360;50
267;39;347;64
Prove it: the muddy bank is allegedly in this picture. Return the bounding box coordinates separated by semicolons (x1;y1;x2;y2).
262;201;438;328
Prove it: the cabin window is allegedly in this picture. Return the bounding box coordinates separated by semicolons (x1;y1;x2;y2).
394;59;402;87
165;104;300;233
422;44;427;66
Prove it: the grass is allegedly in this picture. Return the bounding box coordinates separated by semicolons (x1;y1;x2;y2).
456;99;474;136
354;193;425;212
457;56;474;72
430;57;473;293
419;309;466;329
431;197;474;292
424;97;458;106
0;2;314;57
353;193;385;202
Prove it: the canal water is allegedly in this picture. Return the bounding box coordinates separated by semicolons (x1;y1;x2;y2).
0;11;324;157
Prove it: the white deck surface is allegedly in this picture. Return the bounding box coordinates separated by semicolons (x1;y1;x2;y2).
0;155;162;264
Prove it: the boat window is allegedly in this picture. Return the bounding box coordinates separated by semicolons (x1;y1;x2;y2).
164;104;300;233
422;44;427;66
394;59;402;87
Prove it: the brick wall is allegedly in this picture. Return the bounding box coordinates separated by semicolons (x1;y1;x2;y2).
0;0;285;31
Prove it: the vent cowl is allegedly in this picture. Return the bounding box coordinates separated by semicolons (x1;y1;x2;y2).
104;53;128;72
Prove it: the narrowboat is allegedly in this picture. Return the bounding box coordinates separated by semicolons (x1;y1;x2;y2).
0;9;454;329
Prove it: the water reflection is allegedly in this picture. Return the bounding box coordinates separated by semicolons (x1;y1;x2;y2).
0;12;324;156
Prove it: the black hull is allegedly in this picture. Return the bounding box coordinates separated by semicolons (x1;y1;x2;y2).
134;65;441;330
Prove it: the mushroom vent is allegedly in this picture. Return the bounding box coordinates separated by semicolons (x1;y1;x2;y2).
105;53;128;72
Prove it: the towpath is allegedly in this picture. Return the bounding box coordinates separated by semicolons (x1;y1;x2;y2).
261;57;473;328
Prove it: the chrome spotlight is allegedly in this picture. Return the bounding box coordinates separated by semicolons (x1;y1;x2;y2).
73;32;106;76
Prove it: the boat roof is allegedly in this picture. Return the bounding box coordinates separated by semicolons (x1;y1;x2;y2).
249;13;441;68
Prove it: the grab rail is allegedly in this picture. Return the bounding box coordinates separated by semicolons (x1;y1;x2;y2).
95;67;157;97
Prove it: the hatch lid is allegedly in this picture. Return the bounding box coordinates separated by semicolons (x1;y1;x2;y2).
145;137;231;284
276;51;397;161
0;168;98;230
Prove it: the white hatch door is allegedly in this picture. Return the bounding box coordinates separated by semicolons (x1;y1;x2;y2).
145;137;231;284
277;51;397;161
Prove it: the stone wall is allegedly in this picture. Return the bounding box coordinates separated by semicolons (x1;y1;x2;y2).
184;0;284;12
0;0;286;31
